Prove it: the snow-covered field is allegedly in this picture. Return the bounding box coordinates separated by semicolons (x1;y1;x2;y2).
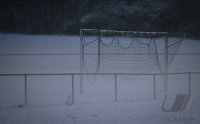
0;34;200;124
0;101;199;124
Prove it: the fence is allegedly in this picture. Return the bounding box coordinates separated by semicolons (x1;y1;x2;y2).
0;72;196;105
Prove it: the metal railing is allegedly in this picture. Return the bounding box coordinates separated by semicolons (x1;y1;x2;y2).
0;72;198;105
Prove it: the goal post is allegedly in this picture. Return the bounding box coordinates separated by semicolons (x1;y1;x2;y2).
80;29;185;93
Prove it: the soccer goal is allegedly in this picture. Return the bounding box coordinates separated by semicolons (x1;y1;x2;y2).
80;29;185;92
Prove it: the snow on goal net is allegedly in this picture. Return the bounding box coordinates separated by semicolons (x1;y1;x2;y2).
80;29;185;76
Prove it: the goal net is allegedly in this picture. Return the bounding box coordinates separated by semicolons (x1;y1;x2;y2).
80;29;185;76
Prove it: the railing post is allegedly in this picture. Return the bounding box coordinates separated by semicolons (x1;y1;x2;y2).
72;74;74;104
188;73;191;95
115;74;117;102
24;74;27;106
153;74;156;100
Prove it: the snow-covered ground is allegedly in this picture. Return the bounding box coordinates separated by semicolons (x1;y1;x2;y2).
0;34;200;124
0;101;200;124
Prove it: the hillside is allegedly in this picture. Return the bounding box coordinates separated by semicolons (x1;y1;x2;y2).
0;0;200;34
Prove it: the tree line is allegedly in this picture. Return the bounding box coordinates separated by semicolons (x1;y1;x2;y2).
0;0;199;34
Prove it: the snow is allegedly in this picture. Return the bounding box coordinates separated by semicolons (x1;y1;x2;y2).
0;101;199;124
0;34;80;73
0;34;200;124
